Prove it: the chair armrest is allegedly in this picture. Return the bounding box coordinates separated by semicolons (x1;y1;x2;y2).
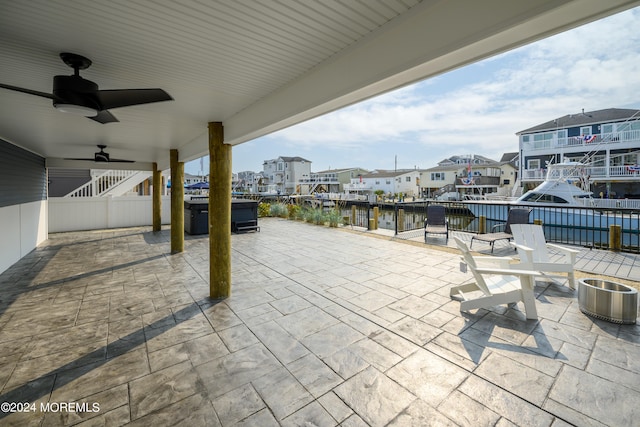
472;256;514;269
474;267;541;277
546;243;580;255
491;223;506;232
510;243;534;264
546;243;579;262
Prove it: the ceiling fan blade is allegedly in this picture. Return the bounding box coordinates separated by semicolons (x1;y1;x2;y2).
108;158;136;163
0;83;57;100
90;110;119;124
96;89;173;109
64;158;96;161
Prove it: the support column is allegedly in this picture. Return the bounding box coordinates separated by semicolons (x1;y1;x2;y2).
170;149;184;253
209;122;232;298
152;162;162;232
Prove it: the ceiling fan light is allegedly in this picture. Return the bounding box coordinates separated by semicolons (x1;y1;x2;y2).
54;103;98;117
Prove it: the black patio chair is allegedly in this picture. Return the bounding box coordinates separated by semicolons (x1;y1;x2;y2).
424;205;449;242
470;208;530;253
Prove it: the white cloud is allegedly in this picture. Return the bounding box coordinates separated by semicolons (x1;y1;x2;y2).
225;7;640;173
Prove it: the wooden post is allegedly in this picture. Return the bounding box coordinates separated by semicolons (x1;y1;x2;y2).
351;205;356;226
373;206;379;230
209;122;232;299
152;162;162;232
398;208;405;232
478;215;486;234
609;224;622;251
170;149;184;253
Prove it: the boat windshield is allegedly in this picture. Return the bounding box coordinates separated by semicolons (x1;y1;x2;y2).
519;193;569;203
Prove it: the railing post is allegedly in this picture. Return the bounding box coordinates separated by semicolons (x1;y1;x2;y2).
609;224;622;251
397;208;405;233
478;215;486;234
373;206;379;230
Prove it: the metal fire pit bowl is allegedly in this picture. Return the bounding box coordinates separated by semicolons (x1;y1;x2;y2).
578;278;638;324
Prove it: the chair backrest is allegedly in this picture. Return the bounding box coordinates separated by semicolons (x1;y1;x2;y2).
453;237;491;295
504;208;531;234
426;205;446;226
510;224;550;263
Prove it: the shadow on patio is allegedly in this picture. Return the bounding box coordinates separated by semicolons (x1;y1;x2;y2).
0;218;638;426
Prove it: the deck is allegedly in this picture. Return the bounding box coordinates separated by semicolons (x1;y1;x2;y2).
0;218;638;425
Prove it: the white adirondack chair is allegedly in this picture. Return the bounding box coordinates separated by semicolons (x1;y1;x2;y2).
509;224;579;289
451;237;540;320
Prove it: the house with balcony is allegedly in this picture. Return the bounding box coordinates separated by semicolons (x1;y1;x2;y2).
298;167;370;194
345;169;420;200
518;108;640;198
261;156;312;194
234;170;262;194
419;155;500;198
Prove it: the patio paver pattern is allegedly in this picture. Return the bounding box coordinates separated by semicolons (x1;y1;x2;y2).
0;218;638;426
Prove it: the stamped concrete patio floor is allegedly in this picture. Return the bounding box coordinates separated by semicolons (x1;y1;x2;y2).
0;218;639;426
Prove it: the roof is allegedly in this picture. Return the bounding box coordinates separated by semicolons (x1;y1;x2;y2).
2;1;638;170
500;152;518;163
437;154;496;166
314;167;369;174
362;169;418;178
517;108;640;134
279;156;311;163
263;156;310;164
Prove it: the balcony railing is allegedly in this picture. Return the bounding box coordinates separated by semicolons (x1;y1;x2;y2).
344;183;373;191
523;165;640;181
523;129;640;151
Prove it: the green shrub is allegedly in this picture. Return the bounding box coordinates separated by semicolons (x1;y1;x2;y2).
258;202;271;217
287;204;301;219
326;209;342;227
302;207;314;223
312;209;326;225
270;203;289;218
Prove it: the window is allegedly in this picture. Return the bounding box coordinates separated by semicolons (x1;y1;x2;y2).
557;129;567;145
430;172;445;181
386;180;391;184
406;176;411;182
527;159;540;170
532;132;553;149
519;193;569;203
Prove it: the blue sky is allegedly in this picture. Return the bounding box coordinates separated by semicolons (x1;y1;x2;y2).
186;7;640;176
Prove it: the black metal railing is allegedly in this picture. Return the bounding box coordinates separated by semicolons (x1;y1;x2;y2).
389;200;639;252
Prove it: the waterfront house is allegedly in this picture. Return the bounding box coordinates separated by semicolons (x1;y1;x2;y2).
261;156;312;195
298;167;370;194
346;169;421;200
419;154;498;198
518;108;640;198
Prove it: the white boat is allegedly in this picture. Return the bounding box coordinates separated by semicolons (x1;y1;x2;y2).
463;161;640;248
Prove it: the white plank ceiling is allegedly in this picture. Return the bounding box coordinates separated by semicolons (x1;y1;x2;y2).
1;0;638;170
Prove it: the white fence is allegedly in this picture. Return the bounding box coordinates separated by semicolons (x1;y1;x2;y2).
49;196;172;233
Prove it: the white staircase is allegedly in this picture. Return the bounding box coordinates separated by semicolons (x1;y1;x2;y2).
64;169;152;197
511;178;523;198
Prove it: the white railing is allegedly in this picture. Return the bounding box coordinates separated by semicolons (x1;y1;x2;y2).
64;169;140;197
344;183;372;191
523;129;640;151
523;165;640;180
580;198;640;209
